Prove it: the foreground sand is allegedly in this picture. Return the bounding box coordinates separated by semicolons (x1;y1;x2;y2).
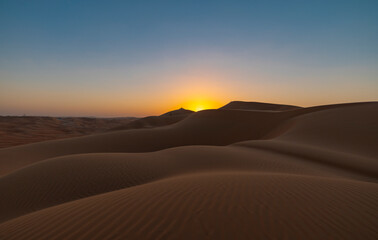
0;101;377;239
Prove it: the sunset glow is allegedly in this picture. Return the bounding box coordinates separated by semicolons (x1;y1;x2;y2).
185;100;220;112
1;1;377;117
168;97;223;112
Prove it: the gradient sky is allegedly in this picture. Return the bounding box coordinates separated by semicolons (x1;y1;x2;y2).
1;0;377;117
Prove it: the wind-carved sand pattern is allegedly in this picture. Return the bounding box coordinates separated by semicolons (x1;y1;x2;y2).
0;101;377;239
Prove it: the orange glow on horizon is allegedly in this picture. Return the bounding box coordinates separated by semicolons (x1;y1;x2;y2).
169;98;223;112
159;72;231;113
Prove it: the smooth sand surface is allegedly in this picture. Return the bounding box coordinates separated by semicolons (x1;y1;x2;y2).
0;101;377;239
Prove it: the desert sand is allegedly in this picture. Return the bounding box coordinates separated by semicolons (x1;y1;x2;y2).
0;116;137;148
0;101;377;239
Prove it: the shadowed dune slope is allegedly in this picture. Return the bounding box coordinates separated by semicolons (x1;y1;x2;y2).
220;101;301;111
160;107;194;117
270;103;378;157
110;108;193;131
110;115;189;131
235;103;378;179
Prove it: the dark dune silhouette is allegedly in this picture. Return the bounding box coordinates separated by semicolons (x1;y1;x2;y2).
220;100;301;111
110;108;193;131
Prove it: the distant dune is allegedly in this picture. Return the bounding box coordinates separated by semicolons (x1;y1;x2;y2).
111;108;193;131
160;107;194;116
0;116;136;148
0;101;377;239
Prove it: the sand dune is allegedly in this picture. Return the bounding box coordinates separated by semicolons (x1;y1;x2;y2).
160;107;194;117
110;108;193;131
220;100;301;111
0;101;377;239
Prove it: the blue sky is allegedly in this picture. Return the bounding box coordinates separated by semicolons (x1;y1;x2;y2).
1;0;377;116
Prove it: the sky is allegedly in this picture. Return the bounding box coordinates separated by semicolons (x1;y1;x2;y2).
1;0;377;117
